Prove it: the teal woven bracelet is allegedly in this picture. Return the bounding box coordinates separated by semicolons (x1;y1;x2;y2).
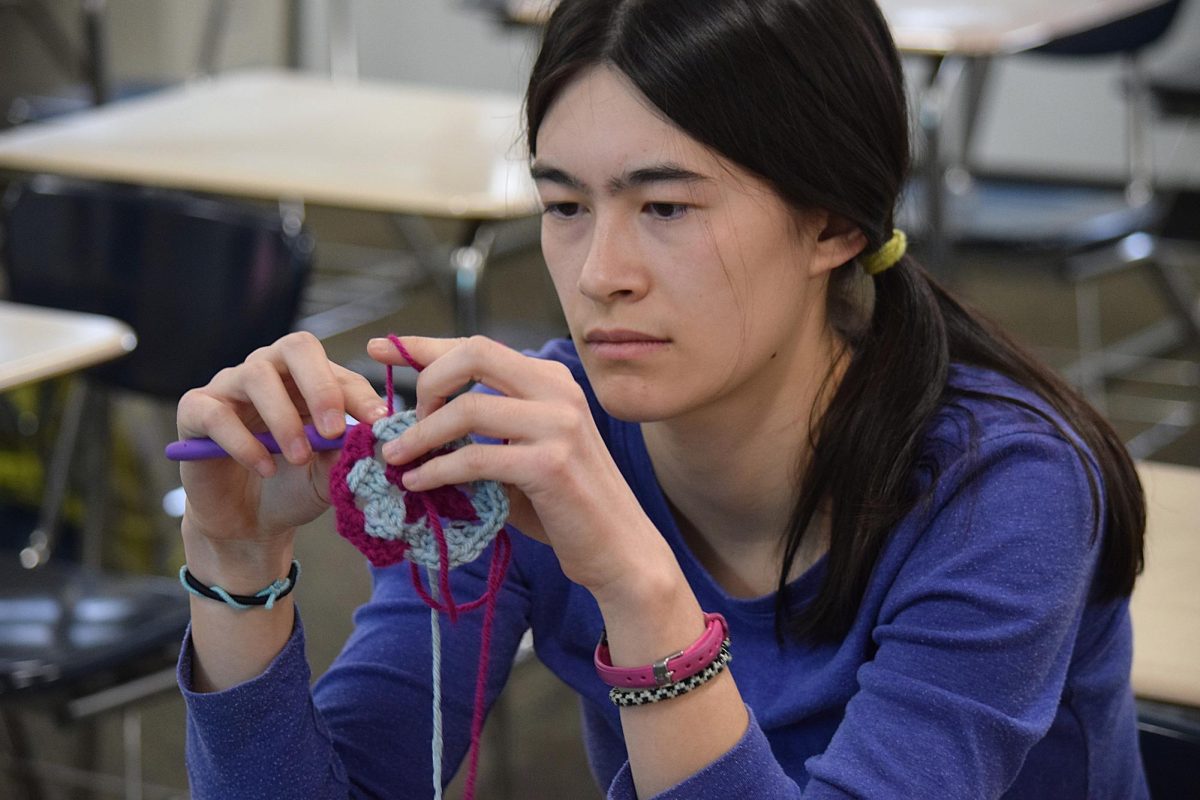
179;560;300;610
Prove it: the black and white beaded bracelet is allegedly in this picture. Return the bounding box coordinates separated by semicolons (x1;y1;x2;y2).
608;642;732;707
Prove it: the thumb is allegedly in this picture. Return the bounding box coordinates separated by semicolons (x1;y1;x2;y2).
312;449;343;506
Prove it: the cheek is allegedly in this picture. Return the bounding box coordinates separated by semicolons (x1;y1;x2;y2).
697;225;811;350
540;222;575;281
541;232;586;321
674;229;762;326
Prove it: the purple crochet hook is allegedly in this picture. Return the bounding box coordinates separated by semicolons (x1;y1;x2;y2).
164;423;356;461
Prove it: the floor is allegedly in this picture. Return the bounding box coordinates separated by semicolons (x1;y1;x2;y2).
2;200;1198;799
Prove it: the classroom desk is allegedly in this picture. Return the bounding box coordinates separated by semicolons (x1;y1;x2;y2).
508;0;1170;53
1131;460;1200;709
0;300;137;568
0;301;136;392
0;69;540;335
0;69;535;219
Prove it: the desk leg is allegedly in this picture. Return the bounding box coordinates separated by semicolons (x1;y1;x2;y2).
20;380;88;569
918;55;947;275
0;708;47;800
80;386;111;570
81;0;109;105
453;223;498;337
387;216;507;337
949;56;992;194
917;55;969;277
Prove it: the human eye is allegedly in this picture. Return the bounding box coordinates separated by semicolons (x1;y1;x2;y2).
542;202;584;219
645;202;689;221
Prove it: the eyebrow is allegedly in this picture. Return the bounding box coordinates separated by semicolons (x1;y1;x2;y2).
529;162;712;195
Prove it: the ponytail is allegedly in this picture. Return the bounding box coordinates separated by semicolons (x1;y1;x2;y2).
778;258;1145;642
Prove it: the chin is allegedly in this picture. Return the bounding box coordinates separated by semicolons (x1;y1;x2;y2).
588;374;687;423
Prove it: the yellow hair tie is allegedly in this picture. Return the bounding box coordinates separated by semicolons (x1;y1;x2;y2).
861;228;907;276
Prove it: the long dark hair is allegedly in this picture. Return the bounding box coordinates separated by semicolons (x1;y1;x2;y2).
525;0;1145;642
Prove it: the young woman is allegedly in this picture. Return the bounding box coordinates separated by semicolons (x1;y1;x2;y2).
175;1;1148;797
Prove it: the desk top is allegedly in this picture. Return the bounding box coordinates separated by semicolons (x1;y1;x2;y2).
508;0;1170;55
0;302;136;391
0;70;539;220
1131;460;1200;708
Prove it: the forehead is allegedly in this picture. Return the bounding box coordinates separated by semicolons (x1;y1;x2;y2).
536;66;720;174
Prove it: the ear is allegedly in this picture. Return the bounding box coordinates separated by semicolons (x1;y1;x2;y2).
807;211;868;277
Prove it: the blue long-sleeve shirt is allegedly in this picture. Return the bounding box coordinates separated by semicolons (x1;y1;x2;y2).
180;339;1148;798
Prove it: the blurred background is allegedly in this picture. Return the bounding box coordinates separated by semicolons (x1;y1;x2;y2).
0;1;1197;798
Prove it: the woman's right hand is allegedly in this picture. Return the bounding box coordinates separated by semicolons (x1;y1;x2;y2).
178;331;390;692
176;332;389;554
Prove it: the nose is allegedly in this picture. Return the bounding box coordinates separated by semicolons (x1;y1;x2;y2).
577;213;649;304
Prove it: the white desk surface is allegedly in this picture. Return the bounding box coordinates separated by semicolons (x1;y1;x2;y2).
0;301;136;391
509;0;1170;55
1131;460;1200;708
0;70;539;220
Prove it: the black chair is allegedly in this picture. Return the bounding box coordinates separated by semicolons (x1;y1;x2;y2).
1138;698;1200;799
905;0;1198;456
908;0;1185;253
0;176;313;798
3;177;313;400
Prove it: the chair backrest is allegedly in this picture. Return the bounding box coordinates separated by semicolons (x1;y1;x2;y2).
1;176;314;398
1138;701;1200;798
1034;0;1184;56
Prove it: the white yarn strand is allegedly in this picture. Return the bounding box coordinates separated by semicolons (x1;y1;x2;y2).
429;567;444;800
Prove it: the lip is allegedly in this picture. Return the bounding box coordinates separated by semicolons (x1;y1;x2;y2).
583;328;670;359
584;328;668;344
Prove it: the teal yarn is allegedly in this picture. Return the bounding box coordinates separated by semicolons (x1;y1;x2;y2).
345;411;509;570
429;568;444;800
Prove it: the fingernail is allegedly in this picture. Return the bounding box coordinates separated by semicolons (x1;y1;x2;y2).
256;459;276;479
321;410;344;437
401;468;423;490
382;438;404;460
372;405;389;421
288;438;311;462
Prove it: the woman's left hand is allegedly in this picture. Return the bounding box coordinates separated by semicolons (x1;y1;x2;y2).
371;335;659;600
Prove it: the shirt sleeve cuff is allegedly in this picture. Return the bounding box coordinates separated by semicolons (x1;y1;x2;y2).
605;706;800;799
177;608;309;706
176;607;349;791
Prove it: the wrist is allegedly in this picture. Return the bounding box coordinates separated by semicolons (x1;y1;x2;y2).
591;555;706;670
181;518;296;594
588;517;682;606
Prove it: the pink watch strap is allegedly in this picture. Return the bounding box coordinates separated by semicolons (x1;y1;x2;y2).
594;612;730;689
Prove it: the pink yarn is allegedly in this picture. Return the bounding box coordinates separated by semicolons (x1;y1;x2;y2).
329;334;511;800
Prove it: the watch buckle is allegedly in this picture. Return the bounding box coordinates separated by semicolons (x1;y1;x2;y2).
653;651;684;687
